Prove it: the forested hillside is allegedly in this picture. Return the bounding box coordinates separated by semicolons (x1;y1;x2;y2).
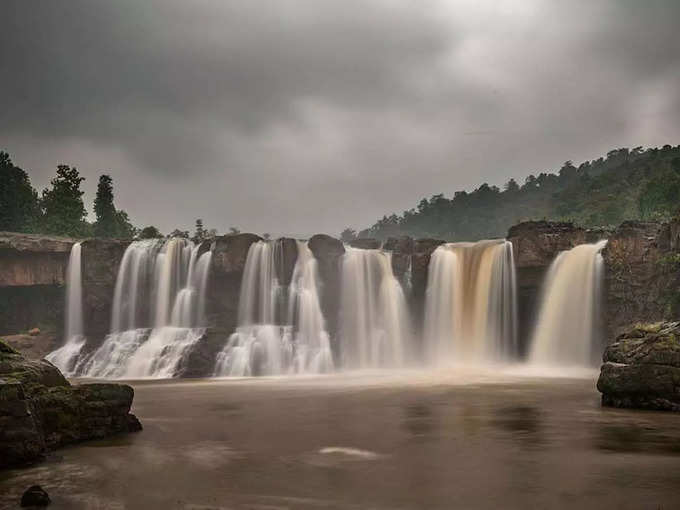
353;145;680;241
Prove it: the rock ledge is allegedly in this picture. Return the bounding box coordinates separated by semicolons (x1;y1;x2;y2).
597;321;680;411
0;339;141;468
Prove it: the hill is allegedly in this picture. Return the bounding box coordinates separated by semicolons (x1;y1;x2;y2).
354;145;680;241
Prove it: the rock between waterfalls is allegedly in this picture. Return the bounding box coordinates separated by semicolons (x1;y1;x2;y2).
597;321;680;411
0;339;142;469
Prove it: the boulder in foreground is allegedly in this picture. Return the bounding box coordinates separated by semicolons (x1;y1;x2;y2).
0;339;142;469
597;321;680;411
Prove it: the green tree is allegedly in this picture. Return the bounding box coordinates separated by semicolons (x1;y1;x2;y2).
93;175;117;237
193;219;205;242
114;210;137;239
340;228;357;242
93;174;136;239
0;151;39;232
139;225;163;239
41;165;88;237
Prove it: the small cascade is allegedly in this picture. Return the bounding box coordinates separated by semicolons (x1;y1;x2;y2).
46;242;85;375
338;247;411;369
423;240;517;364
214;240;333;376
529;240;607;367
75;239;212;378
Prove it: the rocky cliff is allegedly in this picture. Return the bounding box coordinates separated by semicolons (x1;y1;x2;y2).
603;220;680;337
2;220;679;367
0;232;75;339
507;222;591;354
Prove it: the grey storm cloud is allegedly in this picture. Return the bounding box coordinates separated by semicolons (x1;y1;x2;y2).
1;0;679;236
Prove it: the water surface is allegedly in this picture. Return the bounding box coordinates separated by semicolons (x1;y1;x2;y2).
2;368;679;509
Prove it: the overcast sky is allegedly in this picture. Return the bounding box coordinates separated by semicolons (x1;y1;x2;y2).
2;1;679;237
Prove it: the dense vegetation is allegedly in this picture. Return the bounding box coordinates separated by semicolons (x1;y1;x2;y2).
351;145;680;241
0;150;219;241
3;145;679;242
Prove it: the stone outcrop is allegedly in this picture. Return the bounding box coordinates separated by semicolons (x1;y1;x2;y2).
603;221;680;337
349;238;381;250
309;234;345;342
0;232;75;287
507;221;606;354
81;239;130;343
0;339;141;468
205;233;262;332
383;237;415;281
0;233;76;340
175;328;230;378
597;321;680;411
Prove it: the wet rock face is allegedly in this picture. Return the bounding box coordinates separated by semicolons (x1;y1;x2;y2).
383;237;415;281
308;235;345;340
597;321;680;411
0;233;75;338
205;234;262;332
174;328;229;378
80;239;130;344
349;238;381;250
409;239;445;337
0;232;74;287
0;339;141;469
508;221;594;355
603;221;680;337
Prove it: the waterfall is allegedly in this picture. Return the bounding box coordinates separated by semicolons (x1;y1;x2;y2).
76;239;212;378
529;240;607;367
46;242;85;375
423;240;517;364
338;247;411;369
214;240;333;376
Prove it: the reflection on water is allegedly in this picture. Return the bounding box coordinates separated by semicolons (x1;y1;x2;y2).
403;403;436;438
595;422;680;454
2;372;680;510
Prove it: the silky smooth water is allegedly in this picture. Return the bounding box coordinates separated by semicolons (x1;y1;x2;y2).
2;372;679;510
529;240;607;367
338;247;411;368
46;242;85;375
215;240;333;376
423;240;517;364
65;239;212;378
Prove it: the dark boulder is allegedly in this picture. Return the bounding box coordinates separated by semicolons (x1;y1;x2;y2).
597;321;680;411
0;340;141;468
21;485;50;507
80;239;130;345
308;235;345;345
205;233;261;331
383;237;414;281
174;328;230;378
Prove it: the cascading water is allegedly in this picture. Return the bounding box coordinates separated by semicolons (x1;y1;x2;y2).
214;240;333;376
529;240;607;367
423;240;517;365
338;247;411;368
46;242;85;375
75;238;212;378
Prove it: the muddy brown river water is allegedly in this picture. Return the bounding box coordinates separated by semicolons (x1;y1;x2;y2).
2;368;680;509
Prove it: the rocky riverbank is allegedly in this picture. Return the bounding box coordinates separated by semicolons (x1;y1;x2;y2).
597;321;680;411
0;339;141;469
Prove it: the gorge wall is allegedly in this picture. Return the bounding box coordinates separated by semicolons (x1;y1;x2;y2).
2;219;679;366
